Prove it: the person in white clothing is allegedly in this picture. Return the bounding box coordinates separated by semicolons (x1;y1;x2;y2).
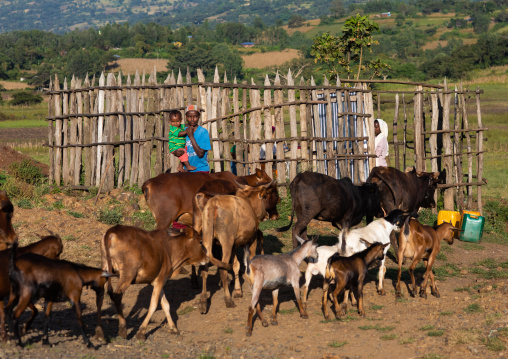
374;119;389;167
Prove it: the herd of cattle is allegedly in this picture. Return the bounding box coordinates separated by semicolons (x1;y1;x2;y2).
0;165;461;347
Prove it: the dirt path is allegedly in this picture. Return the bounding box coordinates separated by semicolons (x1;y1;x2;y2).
1;205;507;359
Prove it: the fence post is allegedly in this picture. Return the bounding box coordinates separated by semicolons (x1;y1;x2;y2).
222;73;231;173
264;75;274;179
310;76;324;174
233;77;245;177
364;84;375;173
476;86;484;213
210;67;221;172
129;71;140;187
393;93;400;171
95;73;105;187
62;78;69;185
54;75;62;186
324;76;336;178
453;86;464;211
287;70;298;182
299;77;309;173
414;85;424;172
430;90;439;212
442;80;455;210
274;73;286;190
74;78;83;186
48;78;55;185
460;85;473;209
69;76;77;186
250;78;262;175
355;83;365;182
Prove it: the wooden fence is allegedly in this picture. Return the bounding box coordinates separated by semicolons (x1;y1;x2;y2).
46;68;487;212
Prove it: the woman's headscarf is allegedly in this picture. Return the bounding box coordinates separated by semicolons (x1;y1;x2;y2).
375;118;389;156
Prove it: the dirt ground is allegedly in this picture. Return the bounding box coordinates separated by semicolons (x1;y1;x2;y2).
0;141;507;359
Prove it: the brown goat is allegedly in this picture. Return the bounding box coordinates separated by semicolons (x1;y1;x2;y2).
322;241;389;320
0;190;17;250
396;219;458;299
97;225;224;341
0;234;63;340
7;241;111;347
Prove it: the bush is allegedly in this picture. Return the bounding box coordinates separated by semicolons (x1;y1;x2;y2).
98;208;123;225
8;159;45;185
9;91;43;106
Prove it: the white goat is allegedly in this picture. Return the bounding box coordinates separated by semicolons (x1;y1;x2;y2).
302;209;407;307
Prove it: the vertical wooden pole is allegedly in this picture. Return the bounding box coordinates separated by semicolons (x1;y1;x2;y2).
62;78;69;185
48;79;55;184
310;76;324;174
263;75;274;179
74;78;83;186
82;76;91;187
414;85;424;172
153;70;163;176
287;70;298;182
402;94;407;170
324;77;336;178
299;77;309;173
138;72;149;186
210;67;221;172
129;72;140;186
393;93;400;170
461;86;473;209
250;78;262;175
95;73;105;187
355;84;364;182
69;77;77;185
336;79;347;177
54;75;62;186
104;73;116;191
117;73;125;187
222;73;231;173
453;86;464;211
430;90;439;213
476;86;484;213
364;84;376;173
233;78;244;176
442;79;455;210
241;84;248;176
274;73;286;187
124;75;132;183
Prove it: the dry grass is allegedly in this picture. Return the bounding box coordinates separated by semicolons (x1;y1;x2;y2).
282;19;320;36
0;81;33;90
422;40;449;50
242;49;301;69
111;58;169;75
449;329;481;345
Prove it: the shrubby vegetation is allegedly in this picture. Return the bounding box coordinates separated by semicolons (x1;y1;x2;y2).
0;0;506;85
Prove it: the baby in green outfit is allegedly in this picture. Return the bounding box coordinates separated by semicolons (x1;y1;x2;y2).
168;110;196;172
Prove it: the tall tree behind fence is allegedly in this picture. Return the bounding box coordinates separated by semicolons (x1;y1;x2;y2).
47;68;487;212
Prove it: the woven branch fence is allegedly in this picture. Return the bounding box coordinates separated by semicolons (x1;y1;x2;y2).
46;67;487;212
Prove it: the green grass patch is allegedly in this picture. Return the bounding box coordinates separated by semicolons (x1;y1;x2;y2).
15;198;33;209
422;355;443;359
458;242;485;250
223;326;233;334
177;306;195;316
428;330;445;337
132;210;156;231
483;336;506;351
419;324;435;331
464;303;482;314
320;318;336;324
358;324;395;332
399;337;415;344
380;334;398;341
454;286;472;293
198;352;215;359
328;341;348;348
371;304;384;310
279;307;298;314
67;210;85;218
433;263;461;280
62;235;77;242
439;310;454;316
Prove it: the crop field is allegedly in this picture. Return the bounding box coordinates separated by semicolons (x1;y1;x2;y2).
242;49;302;69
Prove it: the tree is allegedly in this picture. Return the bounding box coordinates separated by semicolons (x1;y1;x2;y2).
288;15;306;28
473;14;490;34
330;0;346;19
312;14;386;80
9;91;43;106
211;43;243;79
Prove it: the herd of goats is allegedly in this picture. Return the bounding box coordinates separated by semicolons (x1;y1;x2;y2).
0;165;461;348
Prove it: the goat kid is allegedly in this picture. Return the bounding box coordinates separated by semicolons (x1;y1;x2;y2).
396;218;459;299
7;241;113;348
244;235;318;336
322;241;389;320
302;209;407;309
0;234;63;340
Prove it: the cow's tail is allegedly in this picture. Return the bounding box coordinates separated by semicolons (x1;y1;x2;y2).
244;246;251;276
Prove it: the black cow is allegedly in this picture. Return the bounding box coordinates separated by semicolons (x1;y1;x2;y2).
366;166;445;214
277;172;383;248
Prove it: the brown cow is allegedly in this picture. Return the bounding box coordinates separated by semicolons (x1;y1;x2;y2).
197;183;269;314
96;225;230;340
0;235;63;340
396;218;458;299
0;191;17;250
141;169;280;229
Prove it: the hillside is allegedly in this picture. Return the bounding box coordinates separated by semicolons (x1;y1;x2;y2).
0;0;335;34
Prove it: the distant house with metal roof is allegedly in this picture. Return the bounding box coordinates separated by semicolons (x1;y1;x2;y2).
241;42;255;48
